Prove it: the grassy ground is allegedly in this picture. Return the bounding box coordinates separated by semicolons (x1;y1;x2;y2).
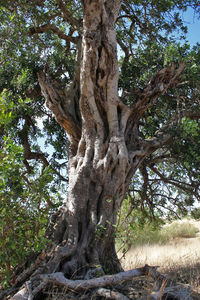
119;219;200;295
35;219;200;299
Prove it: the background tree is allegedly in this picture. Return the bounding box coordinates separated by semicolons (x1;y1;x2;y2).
0;0;200;299
0;91;63;288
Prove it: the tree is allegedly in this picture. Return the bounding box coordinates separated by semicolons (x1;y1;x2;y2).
0;0;200;299
0;91;63;289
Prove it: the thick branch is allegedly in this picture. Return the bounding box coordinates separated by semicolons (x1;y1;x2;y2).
181;109;200;120
19;117;68;181
148;267;192;300
20;117;49;173
38;72;81;148
139;106;200;156
125;63;185;146
128;132;171;165
33;265;193;300
142;133;171;153
4;264;194;300
29;24;77;43
133;63;185;120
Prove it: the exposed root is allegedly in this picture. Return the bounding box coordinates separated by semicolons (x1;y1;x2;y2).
37;265;149;291
13;251;46;287
25;281;33;300
5;264;198;300
0;243;76;300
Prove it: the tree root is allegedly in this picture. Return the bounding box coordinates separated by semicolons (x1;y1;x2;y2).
4;264;198;300
37;264;149;291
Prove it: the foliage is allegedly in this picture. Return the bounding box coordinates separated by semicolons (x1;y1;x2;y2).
191;208;200;220
0;98;63;287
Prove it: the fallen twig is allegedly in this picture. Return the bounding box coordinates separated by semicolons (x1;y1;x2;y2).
94;287;130;299
150;284;192;300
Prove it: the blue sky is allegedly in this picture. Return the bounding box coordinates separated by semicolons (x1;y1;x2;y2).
182;7;200;45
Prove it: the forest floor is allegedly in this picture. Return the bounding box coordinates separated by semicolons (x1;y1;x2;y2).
119;219;200;298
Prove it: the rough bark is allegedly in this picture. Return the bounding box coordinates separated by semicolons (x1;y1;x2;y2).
5;1;187;299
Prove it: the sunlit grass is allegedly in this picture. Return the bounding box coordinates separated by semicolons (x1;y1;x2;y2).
119;219;200;295
116;218;199;254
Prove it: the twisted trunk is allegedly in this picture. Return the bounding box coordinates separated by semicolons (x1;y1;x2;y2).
6;1;184;299
43;0;138;276
36;0;171;278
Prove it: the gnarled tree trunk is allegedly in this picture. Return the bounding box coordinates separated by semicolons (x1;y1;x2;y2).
6;1;185;299
39;0;135;277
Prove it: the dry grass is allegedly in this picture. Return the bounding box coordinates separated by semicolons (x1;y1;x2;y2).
42;219;200;299
119;219;200;294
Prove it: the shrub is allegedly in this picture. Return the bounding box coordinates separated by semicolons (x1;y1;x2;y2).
161;221;198;240
191;208;200;220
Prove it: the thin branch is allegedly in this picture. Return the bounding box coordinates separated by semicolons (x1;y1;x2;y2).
149;176;197;190
139;164;155;219
56;0;80;29
116;14;132;21
121;3;154;39
46;13;62;21
156;204;182;219
149;165;196;195
20;117;49;173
